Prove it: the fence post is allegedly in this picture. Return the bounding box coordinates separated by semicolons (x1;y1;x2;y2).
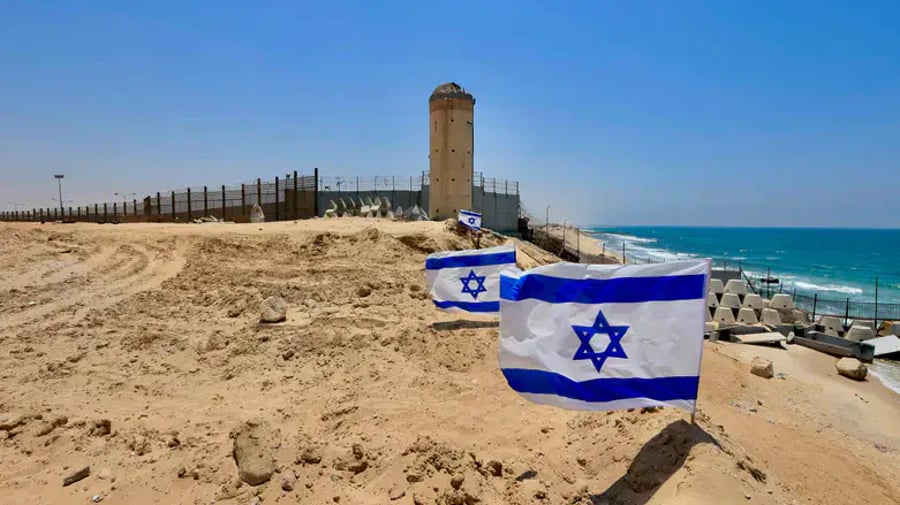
77;206;81;219
844;298;850;328
812;294;818;321
221;184;227;219
874;277;879;331
622;243;626;264
203;186;208;217
132;199;137;219
257;178;262;208
94;204;98;222
103;203;108;222
156;192;161;216
170;191;176;220
314;167;319;218
241;184;246;216
187;188;192;220
275;176;280;221
293;170;298;219
356;176;359;199
113;202;117;220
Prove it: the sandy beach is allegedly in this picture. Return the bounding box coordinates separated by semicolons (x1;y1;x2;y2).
542;224;621;264
1;219;898;505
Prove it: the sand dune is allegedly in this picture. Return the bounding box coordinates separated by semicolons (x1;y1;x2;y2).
0;219;897;505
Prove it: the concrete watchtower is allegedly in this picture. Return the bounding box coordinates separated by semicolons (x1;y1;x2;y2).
429;82;474;220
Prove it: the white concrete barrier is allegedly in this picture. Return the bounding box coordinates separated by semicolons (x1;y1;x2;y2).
770;294;794;310
714;307;736;324
845;326;875;342
817;316;843;334
742;293;764;310
724;280;748;296
761;308;782;326
719;293;742;310
707;291;720;308
737;308;759;324
708;278;725;295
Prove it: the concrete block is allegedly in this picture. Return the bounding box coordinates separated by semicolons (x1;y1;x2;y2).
817;316;843;335
845;326;875;342
724;279;748;296
737;307;759;324
761;308;782;326
741;293;764;310
713;307;736;324
719;293;742;310
770;294;794;310
792;309;810;325
708;278;725;295
707;291;719;308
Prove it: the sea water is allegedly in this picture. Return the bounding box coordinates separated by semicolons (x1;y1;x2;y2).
586;226;900;302
585;226;900;394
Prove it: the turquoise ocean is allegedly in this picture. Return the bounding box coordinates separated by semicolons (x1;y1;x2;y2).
585;226;900;394
585;226;900;303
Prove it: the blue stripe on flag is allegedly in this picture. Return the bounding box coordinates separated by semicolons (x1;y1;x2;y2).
459;210;481;217
501;368;699;403
426;251;516;270
433;300;500;312
500;273;705;303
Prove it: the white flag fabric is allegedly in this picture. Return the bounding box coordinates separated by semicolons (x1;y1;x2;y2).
458;209;482;231
499;259;710;412
426;244;516;314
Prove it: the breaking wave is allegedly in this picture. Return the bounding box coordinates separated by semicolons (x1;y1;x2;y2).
793;281;863;295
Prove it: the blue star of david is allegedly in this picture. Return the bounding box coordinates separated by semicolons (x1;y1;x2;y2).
459;269;488;300
467;217;476;225
572;309;629;373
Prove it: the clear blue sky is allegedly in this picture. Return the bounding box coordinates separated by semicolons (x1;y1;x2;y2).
1;1;898;227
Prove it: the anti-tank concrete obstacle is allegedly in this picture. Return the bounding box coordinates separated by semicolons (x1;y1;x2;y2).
738;308;759;324
770;294;794;310
708;279;725;296
724;279;748;297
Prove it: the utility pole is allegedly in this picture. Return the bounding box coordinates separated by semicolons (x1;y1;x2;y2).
115;192;136;216
54;174;65;214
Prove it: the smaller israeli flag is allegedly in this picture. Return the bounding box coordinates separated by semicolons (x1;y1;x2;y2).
499;259;710;412
458;209;482;231
426;244;516;313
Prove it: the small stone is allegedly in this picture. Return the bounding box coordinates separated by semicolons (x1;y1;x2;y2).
250;497;262;505
0;413;26;431
487;460;503;476
406;472;423;483
167;436;180;448
91;495;103;503
836;358;867;381
177;467;187;478
389;486;406;500
297;445;322;464
259;296;288;323
90;419;111;437
34;421;56;437
750;357;774;379
62;465;90;487
98;468;113;480
535;490;547;499
190;470;199;480
282;350;295;361
576;457;587;467
745;493;752;500
450;475;464;490
281;474;296;492
227;306;244;318
357;286;372;298
232;419;277;485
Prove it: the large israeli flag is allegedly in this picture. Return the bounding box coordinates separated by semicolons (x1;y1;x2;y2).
499;259;710;412
426;244;516;314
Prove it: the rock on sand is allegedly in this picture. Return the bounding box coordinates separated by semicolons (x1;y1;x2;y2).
750;357;774;379
835;358;867;381
231;420;277;485
259;296;288;323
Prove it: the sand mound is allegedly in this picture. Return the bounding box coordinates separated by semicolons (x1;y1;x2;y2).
0;219;897;504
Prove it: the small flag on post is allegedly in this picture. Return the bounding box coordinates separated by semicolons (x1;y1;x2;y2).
426;244;516;314
498;259;710;412
458;209;482;231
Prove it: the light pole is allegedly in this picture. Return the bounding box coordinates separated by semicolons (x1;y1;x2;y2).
115;192;137;216
54;174;65;214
